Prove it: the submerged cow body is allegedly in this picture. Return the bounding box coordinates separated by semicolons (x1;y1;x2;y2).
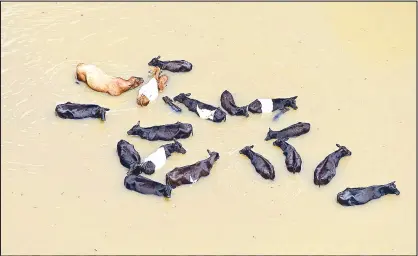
55;102;110;121
124;174;172;198
314;144;352;186
116;140;142;173
166;149;220;189
173;93;227;123
163;96;182;113
127;121;193;141
265;122;311;141
220;90;249;117
273;138;302;173
239;145;275;180
248;96;298;114
148;55;193;73
337;181;400;206
132;140;187;175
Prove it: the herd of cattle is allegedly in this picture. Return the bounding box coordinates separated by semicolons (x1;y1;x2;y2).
54;56;400;207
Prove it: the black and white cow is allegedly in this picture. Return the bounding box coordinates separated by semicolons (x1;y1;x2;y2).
131;140;187;175
173;93;226;123
165;149;220;189
247;96;298;114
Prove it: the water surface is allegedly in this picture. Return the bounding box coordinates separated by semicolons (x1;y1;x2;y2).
1;2;416;255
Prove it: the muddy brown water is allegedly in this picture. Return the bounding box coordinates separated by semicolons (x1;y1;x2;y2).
1;2;416;255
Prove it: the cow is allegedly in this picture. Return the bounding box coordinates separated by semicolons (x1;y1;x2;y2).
137;66;168;107
131;140;187;175
239;145;275;180
75;63;143;96
220;90;249;117
55;102;110;121
127;121;193;141
337;181;400;206
124;174;172;198
265;122;311;141
247;96;298;114
273;138;302;173
314;144;352;186
173;93;226;123
165;149;220;189
116;140;142;174
148;55;193;73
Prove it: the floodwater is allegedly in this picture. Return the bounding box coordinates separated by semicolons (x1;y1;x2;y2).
1;2;416;255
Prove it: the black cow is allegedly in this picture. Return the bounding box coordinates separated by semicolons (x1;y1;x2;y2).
127;121;193;141
55;102;110;121
220;90;249;117
163;96;182;113
248;96;298;114
124;174;172;198
273;138;302;173
116;140;142;174
337;181;400;206
239;145;275;180
265;122;311;141
165;149;220;189
132;140;187;176
173;93;226;123
148;55;193;73
314;144;352;186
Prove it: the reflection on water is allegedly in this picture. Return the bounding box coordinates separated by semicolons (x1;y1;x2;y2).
1;2;416;255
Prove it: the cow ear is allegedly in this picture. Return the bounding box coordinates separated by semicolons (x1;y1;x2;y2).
336;144;341;148
250;145;254;148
